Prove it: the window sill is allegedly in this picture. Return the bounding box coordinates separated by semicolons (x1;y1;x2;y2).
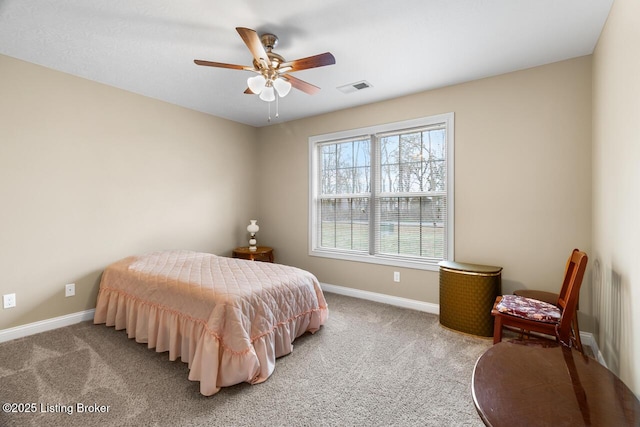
309;249;442;271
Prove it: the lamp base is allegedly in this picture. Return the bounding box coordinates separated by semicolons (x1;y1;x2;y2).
249;246;257;252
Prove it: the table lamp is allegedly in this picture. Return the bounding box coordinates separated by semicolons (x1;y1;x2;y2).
247;220;259;251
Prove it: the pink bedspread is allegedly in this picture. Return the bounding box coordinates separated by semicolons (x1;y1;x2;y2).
93;250;328;396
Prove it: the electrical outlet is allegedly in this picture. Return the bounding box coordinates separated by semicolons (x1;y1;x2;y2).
65;283;75;297
3;293;16;309
393;271;400;282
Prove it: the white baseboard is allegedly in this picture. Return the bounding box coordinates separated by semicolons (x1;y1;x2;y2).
579;331;607;367
320;283;439;315
0;309;95;344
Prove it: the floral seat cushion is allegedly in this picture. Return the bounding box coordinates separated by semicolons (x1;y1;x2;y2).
496;294;561;323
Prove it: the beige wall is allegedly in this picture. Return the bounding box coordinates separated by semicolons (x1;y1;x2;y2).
592;0;640;395
257;56;592;306
0;55;258;329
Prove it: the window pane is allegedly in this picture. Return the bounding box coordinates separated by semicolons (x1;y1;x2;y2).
354;166;370;193
321;169;336;195
354;139;370;167
321;139;370;196
380;135;402;193
320;199;336;247
379;128;448;194
377;196;445;258
381;164;399;192
320;144;336;195
319;198;369;251
398;132;418;193
380;135;399;166
321;145;336;170
336;167;352;193
337;142;353;168
426;129;446;161
424;129;446;191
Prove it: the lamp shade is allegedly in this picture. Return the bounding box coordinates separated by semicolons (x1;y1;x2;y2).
247;75;266;94
259;85;275;102
273;77;292;97
247;220;259;234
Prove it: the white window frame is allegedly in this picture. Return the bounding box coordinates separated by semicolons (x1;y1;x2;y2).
309;113;454;271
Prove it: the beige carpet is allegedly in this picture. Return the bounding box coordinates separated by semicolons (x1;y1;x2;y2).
0;292;492;426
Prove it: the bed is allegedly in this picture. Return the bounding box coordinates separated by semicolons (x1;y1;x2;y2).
93;250;328;396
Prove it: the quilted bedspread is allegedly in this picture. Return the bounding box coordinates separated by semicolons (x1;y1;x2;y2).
93;250;328;396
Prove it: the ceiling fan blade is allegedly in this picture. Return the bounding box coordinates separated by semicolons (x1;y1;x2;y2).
281;52;336;72
244;88;255;94
283;74;321;95
236;27;271;68
194;59;253;71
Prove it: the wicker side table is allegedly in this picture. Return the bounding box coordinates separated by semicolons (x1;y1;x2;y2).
439;261;502;337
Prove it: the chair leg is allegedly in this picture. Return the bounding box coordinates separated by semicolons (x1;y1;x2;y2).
493;317;503;344
572;309;583;353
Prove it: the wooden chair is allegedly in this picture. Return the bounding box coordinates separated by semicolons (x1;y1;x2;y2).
491;249;588;349
513;249;583;351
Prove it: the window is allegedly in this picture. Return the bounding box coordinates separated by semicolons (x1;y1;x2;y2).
309;113;454;270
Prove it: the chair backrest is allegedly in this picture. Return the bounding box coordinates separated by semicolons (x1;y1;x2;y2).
557;248;580;306
555;249;588;346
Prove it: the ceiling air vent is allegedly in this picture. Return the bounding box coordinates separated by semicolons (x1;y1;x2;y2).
337;80;373;94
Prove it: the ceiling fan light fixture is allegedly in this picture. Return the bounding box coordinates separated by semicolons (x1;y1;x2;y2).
259;85;275;102
273;77;292;97
247;74;266;94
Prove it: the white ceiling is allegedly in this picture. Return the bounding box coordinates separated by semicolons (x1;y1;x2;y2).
0;0;613;128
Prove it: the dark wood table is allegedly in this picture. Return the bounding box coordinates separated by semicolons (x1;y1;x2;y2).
232;246;274;263
472;340;640;426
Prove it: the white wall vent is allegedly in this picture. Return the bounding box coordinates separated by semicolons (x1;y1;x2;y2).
337;80;373;94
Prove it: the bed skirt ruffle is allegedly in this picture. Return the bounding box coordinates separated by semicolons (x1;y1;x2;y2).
94;287;328;396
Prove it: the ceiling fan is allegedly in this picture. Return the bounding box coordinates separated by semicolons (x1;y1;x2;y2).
194;27;335;102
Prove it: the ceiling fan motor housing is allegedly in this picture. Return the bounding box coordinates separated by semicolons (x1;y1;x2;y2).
260;33;278;51
259;33;285;70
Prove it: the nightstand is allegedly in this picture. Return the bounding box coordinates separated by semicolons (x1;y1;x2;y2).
232;246;274;263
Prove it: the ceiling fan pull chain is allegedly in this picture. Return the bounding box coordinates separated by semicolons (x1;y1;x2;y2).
268;100;272;122
275;93;280;119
